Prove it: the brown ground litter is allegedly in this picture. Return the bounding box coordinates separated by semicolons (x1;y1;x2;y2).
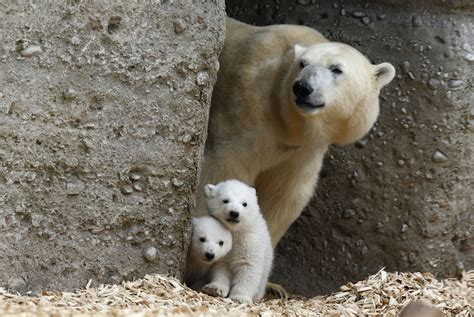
0;269;472;316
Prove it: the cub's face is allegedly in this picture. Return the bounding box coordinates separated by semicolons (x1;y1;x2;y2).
204;180;259;231
291;42;395;144
190;216;232;264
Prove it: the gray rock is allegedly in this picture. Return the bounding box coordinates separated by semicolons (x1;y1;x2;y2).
144;247;158;262
342;208;356;219
361;16;371;25
62;88;78;100
447;79;464;89
432;150;448;163
399;61;410;73
412;15;423;27
401;224;409;233
0;1;225;293
19;45;42;57
297;0;311;5
7;277;27;293
427;78;441;90
352;10;366;18
173;18;187;34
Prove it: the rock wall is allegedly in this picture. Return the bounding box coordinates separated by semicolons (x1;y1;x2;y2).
226;0;473;296
0;1;225;293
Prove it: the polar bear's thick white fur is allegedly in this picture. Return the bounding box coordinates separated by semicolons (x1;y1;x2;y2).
184;216;232;291
201;180;273;303
195;18;396;248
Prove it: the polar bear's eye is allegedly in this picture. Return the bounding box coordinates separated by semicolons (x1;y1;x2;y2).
242;202;247;207
199;237;206;242
330;64;343;75
299;61;306;69
219;240;224;246
222;199;229;204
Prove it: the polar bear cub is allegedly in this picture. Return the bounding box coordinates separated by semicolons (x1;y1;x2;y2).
184;216;233;291
201;179;273;303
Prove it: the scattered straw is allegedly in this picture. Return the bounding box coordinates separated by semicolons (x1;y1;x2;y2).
0;269;472;316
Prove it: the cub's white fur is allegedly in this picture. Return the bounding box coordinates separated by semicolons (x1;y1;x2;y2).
201;180;273;303
184;216;232;291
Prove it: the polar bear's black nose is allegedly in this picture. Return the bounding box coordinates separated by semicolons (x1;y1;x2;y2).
205;252;215;260
229;211;239;219
293;80;313;99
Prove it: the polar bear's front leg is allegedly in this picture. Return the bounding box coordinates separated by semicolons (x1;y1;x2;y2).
255;154;324;247
228;263;263;304
201;262;231;298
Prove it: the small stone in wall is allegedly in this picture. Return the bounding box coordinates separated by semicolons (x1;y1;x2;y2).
144;246;158;261
196;71;209;86
432;150;447;163
19;45;42;57
411;15;423;28
173;18;187;34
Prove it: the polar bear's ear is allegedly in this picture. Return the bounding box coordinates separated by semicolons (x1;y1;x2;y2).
374;63;396;89
204;184;216;198
294;44;307;60
249;187;256;196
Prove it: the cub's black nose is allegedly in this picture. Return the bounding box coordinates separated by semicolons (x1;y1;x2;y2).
229;211;239;219
205;252;215;260
293;80;313;99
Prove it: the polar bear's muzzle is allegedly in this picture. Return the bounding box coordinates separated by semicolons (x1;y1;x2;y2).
293;79;325;110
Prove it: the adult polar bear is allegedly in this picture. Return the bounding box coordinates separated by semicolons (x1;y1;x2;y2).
195;18;395;249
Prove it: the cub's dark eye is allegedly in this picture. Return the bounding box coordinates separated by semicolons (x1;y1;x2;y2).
222;199;229;204
330;64;343;75
199;237;206;242
242;202;247;207
299;61;306;69
219;240;224;246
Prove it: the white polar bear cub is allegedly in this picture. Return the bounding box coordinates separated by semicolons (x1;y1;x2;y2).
202;179;273;303
184;216;233;291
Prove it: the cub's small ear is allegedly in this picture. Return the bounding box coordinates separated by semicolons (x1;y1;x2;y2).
294;44;307;59
204;184;216;198
374;62;396;89
249;187;256;196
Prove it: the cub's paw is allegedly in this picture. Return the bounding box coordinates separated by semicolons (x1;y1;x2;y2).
229;294;253;304
202;283;228;298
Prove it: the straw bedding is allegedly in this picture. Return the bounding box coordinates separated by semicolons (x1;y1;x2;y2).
0;269;472;316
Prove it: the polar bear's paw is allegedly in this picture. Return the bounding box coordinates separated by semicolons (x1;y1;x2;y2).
202;283;228;298
229;293;253;304
265;282;288;299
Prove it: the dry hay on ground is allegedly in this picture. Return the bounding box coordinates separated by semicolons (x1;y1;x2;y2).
0;269;472;316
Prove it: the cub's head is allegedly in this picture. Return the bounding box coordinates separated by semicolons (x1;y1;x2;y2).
291;42;395;144
189;216;232;264
204;179;259;231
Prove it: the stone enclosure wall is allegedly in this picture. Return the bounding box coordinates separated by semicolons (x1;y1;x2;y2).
0;1;225;293
226;0;473;296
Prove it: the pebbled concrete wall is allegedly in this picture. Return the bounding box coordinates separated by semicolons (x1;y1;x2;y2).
226;0;473;296
0;1;225;293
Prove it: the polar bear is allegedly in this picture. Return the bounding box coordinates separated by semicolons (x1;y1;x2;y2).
195;18;395;249
184;216;233;291
201;180;273;304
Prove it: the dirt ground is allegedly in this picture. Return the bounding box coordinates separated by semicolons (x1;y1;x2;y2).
0;269;472;316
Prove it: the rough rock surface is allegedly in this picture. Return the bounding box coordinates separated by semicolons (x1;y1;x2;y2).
0;1;225;293
226;0;473;296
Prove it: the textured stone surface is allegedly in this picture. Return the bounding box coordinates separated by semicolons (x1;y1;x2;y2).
226;0;473;296
0;1;225;292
